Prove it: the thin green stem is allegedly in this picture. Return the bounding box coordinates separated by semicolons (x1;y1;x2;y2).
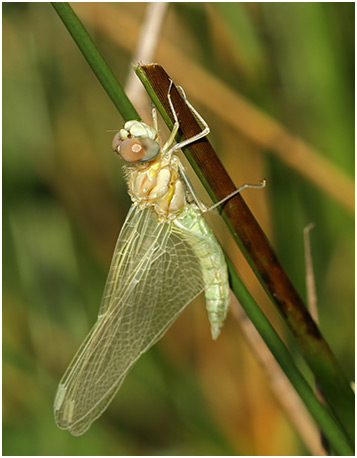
51;2;139;121
226;256;353;456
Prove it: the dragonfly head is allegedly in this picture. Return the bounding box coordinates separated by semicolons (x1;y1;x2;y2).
112;120;160;163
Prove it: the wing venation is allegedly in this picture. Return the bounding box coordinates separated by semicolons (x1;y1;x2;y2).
54;204;205;435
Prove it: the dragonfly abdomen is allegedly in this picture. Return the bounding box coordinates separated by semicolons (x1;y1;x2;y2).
175;205;230;340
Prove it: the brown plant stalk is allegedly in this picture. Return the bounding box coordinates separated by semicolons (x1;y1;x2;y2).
135;63;354;443
73;2;354;214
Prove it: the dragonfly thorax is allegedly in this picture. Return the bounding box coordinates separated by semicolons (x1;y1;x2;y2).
126;156;186;219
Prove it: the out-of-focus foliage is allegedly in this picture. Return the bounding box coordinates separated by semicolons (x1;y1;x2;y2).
3;3;354;456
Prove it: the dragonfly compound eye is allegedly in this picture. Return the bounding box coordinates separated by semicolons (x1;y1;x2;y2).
116;137;160;163
112;130;129;153
117;138;146;162
137;137;160;162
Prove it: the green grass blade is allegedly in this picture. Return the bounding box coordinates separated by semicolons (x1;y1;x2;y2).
226;256;353;456
51;2;139;121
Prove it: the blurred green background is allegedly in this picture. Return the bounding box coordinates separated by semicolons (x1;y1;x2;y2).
3;2;354;456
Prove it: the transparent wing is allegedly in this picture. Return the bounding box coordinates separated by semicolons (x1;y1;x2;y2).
54;204;205;436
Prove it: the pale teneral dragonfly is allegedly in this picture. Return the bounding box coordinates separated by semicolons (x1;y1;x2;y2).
54;81;264;435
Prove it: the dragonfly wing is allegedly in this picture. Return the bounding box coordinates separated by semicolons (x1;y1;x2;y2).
54;204;205;436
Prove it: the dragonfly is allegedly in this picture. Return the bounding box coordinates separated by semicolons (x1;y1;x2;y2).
54;80;265;436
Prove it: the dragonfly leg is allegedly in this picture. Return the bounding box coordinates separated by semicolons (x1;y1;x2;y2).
204;180;266;213
162;80;180;155
164;80;266;211
178;162;207;213
179;161;266;213
163;80;210;157
152;104;159;138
